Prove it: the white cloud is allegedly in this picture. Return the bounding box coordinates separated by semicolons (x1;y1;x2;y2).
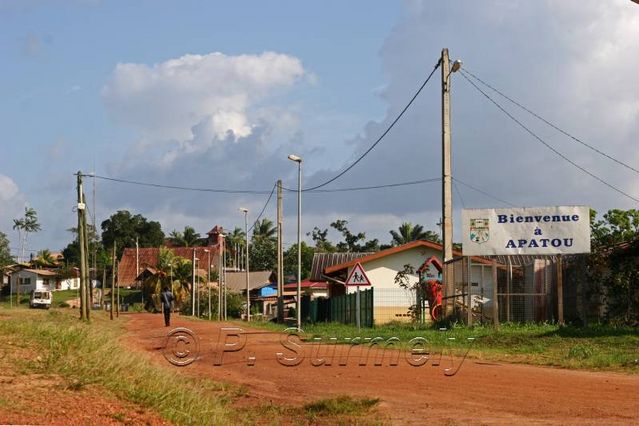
102;51;306;143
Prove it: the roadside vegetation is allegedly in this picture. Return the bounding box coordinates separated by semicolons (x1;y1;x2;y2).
0;307;385;425
244;320;639;372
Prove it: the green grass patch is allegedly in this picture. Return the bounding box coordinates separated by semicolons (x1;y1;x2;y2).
304;395;380;416
242;320;639;372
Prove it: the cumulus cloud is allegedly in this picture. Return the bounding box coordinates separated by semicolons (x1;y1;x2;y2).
99;2;639;246
102;51;306;144
0;174;27;236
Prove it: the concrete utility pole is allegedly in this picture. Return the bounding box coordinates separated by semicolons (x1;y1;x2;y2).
288;154;303;330
277;180;284;322
441;48;462;316
218;239;223;321
77;172;88;321
206;249;211;320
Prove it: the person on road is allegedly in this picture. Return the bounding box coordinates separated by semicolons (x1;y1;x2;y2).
160;286;175;327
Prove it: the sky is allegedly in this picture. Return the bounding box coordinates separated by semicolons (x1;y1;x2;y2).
1;0;638;257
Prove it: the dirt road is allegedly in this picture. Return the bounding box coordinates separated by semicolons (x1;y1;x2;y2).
125;313;639;425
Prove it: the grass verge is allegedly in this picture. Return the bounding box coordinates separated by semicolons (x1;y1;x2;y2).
241;320;639;372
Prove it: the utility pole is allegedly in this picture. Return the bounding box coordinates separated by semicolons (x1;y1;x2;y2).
277;180;284;322
77;172;88;321
239;208;250;322
218;240;223;321
191;248;196;316
207;249;211;320
111;242;116;320
441;48;454;317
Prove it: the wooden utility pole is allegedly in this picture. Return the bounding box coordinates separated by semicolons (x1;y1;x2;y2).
441;48;454;316
77;172;88;321
110;242;116;320
276;180;284;322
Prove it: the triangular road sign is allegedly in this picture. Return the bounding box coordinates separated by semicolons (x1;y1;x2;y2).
345;262;371;286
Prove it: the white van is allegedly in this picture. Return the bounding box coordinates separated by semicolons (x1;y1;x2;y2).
30;290;52;309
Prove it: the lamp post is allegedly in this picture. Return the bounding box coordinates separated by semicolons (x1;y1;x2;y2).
239;208;250;321
441;48;462;316
288;154;302;330
191;248;196;316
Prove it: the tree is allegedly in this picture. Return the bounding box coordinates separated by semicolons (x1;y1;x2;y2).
32;249;56;268
330;219;379;252
389;222;441;246
586;209;639;325
0;232;13;267
226;227;246;268
13;207;41;263
308;227;335;253
101;210;164;258
250;237;277;271
284;242;315;280
169;226;202;247
252;218;277;242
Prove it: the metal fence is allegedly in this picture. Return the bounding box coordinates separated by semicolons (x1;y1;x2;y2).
444;256;559;325
307;288;374;327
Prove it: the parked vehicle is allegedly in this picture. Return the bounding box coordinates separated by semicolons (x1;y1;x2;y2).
30;290;52;309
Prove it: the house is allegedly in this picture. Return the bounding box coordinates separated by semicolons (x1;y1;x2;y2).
283;280;328;299
318;240;497;324
117;246;220;287
224;270;277;317
10;268;61;293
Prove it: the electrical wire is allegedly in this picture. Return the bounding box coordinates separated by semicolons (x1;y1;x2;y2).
459;72;639;204
453;178;517;207
301;177;441;193
247;183;277;234
461;68;639;176
86;174;273;194
303;60;441;192
453;179;466;209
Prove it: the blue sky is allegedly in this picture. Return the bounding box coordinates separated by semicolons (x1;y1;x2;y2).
1;0;638;256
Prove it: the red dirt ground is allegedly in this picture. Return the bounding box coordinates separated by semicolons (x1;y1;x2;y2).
125;313;639;425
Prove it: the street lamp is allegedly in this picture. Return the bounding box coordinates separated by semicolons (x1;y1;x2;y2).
239;207;250;321
287;154;302;330
204;249;211;320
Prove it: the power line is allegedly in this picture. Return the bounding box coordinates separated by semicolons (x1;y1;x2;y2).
86;174;272;194
303;60;442;192
461;68;639;176
248;183;277;233
452;178;516;207
290;177;441;193
459;72;639;204
453;179;466;209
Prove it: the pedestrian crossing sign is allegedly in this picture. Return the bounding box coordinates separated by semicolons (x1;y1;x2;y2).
345;262;371;286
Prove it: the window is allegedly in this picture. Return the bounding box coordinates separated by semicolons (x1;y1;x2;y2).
19;277;31;286
42;278;50;287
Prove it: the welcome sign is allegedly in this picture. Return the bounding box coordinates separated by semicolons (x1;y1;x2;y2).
461;206;591;256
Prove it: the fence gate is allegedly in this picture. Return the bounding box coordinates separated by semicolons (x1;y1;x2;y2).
324;288;373;327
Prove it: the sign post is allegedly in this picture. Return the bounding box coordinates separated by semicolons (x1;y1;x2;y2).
345;262;372;331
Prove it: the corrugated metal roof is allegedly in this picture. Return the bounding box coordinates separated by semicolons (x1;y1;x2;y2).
310;252;373;281
225;271;273;292
487;255;558;266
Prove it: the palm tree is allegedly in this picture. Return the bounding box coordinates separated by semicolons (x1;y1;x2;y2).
389;222;440;246
169;226;202;247
33;249;56;268
13;207;41;263
227;227;246;268
252;218;276;242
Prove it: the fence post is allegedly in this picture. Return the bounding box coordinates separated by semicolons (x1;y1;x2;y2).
492;260;499;327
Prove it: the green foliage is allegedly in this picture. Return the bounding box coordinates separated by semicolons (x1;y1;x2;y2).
101;210;165;258
587;209;639;325
304;396;379;416
330;219;379;252
308;227;335;253
168;226;202;247
249;237;276;271
0;231;13;267
390;222;440;246
252;218;276;242
284;242;314;279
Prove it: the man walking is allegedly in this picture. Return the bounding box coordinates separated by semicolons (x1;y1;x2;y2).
161;286;175;327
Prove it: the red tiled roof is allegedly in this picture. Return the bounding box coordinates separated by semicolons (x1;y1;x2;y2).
118;246;220;286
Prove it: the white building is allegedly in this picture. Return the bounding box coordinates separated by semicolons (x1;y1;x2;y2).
10;268;80;293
